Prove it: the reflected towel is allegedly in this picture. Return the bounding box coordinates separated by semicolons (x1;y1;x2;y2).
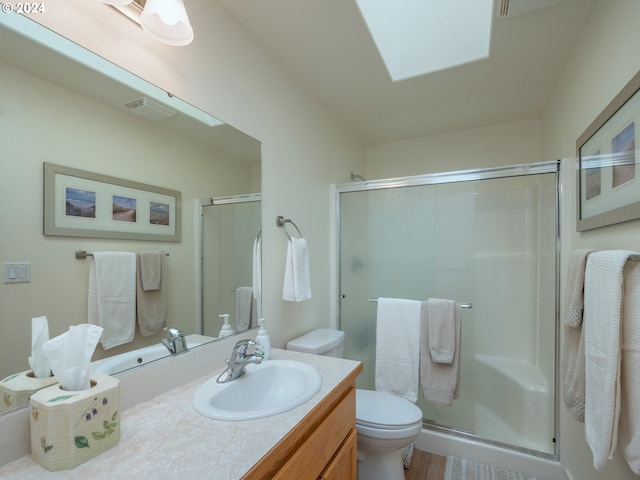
561;249;593;422
428;298;456;364
88;252;136;350
375;298;421;403
584;250;637;470
136;252;167;337
253;235;262;301
139;251;162;291
421;301;461;406
619;260;640;474
235;286;253;332
282;237;311;302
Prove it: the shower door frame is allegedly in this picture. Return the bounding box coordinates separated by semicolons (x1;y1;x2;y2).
333;160;561;460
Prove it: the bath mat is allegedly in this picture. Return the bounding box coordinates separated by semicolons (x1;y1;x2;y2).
444;455;540;480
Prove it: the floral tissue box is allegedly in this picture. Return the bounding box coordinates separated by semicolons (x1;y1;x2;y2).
30;374;120;471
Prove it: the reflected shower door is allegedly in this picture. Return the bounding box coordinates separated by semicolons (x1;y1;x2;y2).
338;168;557;455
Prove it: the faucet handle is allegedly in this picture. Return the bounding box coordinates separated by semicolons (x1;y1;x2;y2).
163;327;184;339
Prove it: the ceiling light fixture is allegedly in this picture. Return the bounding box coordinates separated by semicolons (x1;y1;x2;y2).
102;0;194;47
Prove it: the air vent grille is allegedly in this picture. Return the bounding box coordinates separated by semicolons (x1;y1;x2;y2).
497;0;561;17
123;97;176;121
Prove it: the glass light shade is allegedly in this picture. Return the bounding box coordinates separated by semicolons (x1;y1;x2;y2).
140;0;193;46
100;0;134;6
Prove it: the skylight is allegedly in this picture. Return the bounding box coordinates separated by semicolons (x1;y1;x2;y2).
355;0;494;82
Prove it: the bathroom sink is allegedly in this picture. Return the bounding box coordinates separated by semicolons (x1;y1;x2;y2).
192;359;322;421
93;342;198;375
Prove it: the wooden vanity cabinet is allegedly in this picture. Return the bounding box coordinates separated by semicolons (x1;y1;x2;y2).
243;365;361;480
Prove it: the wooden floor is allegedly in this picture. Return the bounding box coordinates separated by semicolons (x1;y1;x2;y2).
404;449;447;480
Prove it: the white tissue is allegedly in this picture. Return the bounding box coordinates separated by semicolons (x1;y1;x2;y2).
28;316;51;378
42;324;103;391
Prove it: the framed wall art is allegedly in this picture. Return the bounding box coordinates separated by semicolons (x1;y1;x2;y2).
43;162;181;241
577;70;640;231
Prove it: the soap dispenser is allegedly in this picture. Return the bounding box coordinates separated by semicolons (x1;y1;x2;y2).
218;314;234;338
255;318;271;360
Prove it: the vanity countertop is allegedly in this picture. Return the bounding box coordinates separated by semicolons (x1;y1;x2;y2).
0;349;361;479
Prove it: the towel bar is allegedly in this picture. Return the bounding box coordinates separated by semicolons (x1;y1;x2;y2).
75;250;169;259
276;215;302;240
368;298;472;309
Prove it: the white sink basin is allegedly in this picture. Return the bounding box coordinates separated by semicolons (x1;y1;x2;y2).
192;359;322;421
93;343;198;375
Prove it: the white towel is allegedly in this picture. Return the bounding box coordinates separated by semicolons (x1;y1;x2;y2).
88;252;136;350
584;250;637;470
564;249;593;327
282;237;311;302
375;298;421;403
427;298;456;364
619;259;640;474
253;235;262;301
421;301;461;405
235;286;253;332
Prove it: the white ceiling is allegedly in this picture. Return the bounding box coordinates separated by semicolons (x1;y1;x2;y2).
218;0;598;146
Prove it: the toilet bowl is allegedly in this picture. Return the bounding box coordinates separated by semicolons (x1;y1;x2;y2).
286;329;424;480
355;389;423;480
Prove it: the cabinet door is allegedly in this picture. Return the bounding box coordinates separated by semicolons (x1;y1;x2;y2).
320;428;357;480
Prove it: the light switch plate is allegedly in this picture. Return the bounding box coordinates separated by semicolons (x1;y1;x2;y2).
3;262;30;283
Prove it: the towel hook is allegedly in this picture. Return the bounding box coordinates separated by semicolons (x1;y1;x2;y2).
276;215;302;240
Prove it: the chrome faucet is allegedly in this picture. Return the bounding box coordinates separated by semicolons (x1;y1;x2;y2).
162;327;188;354
217;339;264;383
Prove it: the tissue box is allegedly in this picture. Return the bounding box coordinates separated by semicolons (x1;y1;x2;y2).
0;370;58;412
29;374;120;471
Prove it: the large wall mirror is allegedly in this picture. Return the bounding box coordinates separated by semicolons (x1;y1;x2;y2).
0;14;261;413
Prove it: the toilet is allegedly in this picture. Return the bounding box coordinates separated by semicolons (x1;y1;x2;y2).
287;329;423;480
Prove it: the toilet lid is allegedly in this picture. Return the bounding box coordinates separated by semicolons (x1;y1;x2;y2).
356;389;423;429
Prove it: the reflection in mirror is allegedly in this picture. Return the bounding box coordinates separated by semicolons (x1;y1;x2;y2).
201;195;262;338
0;15;261;414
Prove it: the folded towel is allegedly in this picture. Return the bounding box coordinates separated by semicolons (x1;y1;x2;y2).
253;235;262;301
584;250;637;470
561;249;592;422
421;301;461;406
565;249;593;327
375;298;421;403
88;252;136;350
139;251;162;291
283;237;311;302
427;298;456;364
136;252;167;337
619;259;640;474
235;286;253;332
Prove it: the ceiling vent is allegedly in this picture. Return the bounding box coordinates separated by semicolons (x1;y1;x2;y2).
123;97;176;121
497;0;561;17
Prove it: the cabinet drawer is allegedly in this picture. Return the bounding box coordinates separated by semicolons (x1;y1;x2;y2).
272;387;356;480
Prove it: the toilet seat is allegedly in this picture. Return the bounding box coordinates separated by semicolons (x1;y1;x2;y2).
355;389;423;430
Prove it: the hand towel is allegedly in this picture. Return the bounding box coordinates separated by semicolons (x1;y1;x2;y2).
88;252;136;350
421;301;461;406
619;259;640;474
561;249;592;422
375;298;421;403
253;234;262;301
235;286;253;332
139;250;162;291
565;249;593;327
282;237;311;302
584;250;637;470
136;252;167;337
427;298;456;364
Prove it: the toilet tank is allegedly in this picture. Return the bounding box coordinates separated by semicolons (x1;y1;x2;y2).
286;328;345;358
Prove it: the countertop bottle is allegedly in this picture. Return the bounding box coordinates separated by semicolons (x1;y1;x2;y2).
255;318;271;360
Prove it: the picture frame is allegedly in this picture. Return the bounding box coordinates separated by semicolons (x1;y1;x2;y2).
43;162;181;241
577;70;640;231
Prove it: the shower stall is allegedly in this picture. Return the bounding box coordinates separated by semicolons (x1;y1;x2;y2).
336;162;559;462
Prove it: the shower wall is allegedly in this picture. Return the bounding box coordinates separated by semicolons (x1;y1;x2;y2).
338;168;557;455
